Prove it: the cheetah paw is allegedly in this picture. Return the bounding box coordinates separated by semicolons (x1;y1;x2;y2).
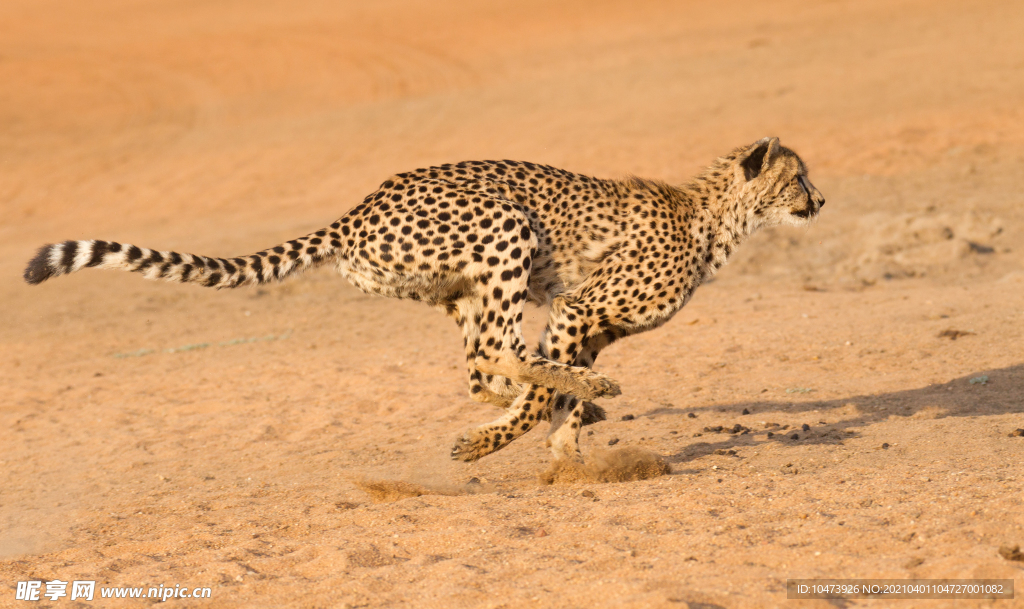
450;431;492;462
582;371;622;399
580;401;607;426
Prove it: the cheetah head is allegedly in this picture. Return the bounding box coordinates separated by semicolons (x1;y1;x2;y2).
734;137;825;228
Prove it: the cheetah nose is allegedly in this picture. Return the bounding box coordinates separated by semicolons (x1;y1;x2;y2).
818;198;825;208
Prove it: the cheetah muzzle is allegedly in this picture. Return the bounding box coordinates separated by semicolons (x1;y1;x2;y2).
24;137;823;464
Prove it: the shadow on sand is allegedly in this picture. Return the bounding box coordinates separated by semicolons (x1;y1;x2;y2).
647;364;1024;465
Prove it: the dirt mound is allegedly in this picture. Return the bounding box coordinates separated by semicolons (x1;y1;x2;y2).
540;447;672;485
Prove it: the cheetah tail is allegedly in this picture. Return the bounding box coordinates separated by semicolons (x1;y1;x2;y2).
23;227;343;289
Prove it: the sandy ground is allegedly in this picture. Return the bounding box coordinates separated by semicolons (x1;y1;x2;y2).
2;0;1024;607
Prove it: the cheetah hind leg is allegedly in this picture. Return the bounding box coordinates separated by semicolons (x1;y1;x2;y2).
450;385;553;462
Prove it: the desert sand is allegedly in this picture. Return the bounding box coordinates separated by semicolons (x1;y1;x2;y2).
2;0;1023;607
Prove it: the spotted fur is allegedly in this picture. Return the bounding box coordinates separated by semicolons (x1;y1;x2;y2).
24;137;824;464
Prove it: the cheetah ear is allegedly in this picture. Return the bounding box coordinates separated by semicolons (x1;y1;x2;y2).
740;137;781;180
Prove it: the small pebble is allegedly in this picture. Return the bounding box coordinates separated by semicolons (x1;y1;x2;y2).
621;414;635;421
608;438;620;446
742;408;750;415
687;412;697;418
881;443;890;449
535;529;548;538
801;423;811;431
581;490;596;499
766;432;774;438
790;433;800;440
1009;429;1024;437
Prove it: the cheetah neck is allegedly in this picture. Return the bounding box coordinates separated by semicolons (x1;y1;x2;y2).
679;170;752;277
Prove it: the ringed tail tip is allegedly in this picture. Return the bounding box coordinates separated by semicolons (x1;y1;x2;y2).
24;244;56;285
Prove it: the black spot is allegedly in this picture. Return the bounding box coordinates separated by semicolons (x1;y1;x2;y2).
126;246;142;261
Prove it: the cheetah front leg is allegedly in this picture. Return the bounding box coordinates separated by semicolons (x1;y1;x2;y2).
475;353;620;401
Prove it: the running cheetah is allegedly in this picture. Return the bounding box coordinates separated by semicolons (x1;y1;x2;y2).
24;137;824;463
